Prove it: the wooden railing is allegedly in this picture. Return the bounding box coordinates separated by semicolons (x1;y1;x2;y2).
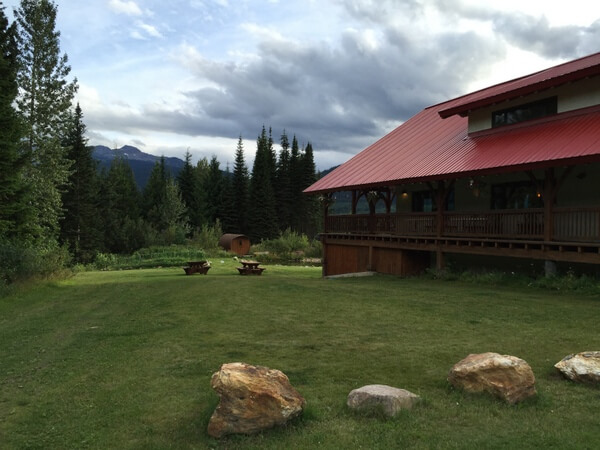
554;207;600;242
325;207;600;242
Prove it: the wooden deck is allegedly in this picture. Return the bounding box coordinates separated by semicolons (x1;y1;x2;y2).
323;207;600;265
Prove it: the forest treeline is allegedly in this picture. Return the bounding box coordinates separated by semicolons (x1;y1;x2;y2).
0;0;319;284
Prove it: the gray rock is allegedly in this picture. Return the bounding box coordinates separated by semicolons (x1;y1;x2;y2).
347;384;420;417
555;351;600;384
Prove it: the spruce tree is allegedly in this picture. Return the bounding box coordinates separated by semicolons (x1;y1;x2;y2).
247;127;278;242
0;3;31;241
60;103;100;262
275;130;292;231
15;0;78;245
143;157;168;231
203;155;223;225
176;150;202;231
219;165;236;233
100;158;144;253
288;135;303;232
232;136;249;234
299;142;318;236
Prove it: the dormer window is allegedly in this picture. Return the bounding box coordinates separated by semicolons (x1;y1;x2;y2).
492;96;557;128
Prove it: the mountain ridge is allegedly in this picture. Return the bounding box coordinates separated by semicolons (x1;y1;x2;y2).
92;145;185;189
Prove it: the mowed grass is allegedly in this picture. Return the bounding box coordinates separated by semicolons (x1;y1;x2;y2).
1;260;599;449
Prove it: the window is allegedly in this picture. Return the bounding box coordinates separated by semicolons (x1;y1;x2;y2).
490;181;542;210
412;189;455;212
492;97;557;128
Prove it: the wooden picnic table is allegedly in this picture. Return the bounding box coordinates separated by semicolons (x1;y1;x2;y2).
237;260;265;275
184;260;210;275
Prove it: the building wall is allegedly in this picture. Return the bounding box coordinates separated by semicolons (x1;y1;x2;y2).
468;75;600;133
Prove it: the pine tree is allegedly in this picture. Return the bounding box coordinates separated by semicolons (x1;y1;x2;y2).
231;136;249;234
15;0;78;245
143;156;168;231
288;135;303;232
299;142;318;236
275;130;292;231
0;3;31;241
203;155;223;225
99;158;145;253
176;150;202;231
60;103;100;262
219;165;236;233
247;127;278;242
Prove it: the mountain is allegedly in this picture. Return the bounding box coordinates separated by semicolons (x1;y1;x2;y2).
93;145;185;189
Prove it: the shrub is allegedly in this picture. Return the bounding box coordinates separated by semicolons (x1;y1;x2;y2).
0;241;71;285
191;220;223;252
255;229;322;261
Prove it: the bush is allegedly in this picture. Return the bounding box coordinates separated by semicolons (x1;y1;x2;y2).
255;229;322;261
0;241;71;285
191;220;223;252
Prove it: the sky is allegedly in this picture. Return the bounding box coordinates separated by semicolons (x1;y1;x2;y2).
3;0;599;170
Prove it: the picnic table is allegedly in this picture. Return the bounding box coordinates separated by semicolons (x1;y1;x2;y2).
237;260;265;275
183;260;210;275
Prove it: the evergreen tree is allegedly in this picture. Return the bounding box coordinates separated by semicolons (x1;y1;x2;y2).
299;142;319;236
219;165;236;233
100;158;145;253
231;136;249;234
193;157;209;228
275;130;292;231
288;135;303;231
0;3;31;241
15;0;78;245
60;103;100;262
203;155;223;225
176;150;202;232
143;156;168;231
247;127;278;242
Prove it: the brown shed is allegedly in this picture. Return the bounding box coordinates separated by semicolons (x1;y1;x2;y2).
219;234;251;256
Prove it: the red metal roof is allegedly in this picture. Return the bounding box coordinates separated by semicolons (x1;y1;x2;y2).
305;105;600;194
306;53;600;195
438;52;600;118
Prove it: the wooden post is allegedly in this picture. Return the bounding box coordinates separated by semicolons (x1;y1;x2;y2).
435;181;446;271
351;190;358;215
543;169;556;242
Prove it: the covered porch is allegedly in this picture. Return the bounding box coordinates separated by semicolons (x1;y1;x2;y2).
319;166;600;275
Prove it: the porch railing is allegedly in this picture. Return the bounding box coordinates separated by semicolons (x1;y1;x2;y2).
325;207;600;242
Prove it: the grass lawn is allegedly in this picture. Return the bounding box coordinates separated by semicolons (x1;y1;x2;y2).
1;259;599;449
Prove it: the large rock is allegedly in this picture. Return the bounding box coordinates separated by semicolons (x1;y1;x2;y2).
347;384;420;417
448;352;536;404
555;351;600;384
207;362;306;438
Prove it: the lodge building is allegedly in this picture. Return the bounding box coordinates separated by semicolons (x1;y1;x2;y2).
304;52;600;277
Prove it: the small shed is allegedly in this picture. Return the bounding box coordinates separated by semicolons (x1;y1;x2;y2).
219;234;251;256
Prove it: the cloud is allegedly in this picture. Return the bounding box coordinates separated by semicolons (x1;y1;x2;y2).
108;0;143;16
135;21;163;38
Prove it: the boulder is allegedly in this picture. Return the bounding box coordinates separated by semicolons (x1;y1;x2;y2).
207;362;306;438
448;352;536;404
347;384;420;417
554;351;600;384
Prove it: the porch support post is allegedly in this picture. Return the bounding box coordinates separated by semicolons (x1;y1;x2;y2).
351;190;358;215
543;169;556;242
435;180;446;271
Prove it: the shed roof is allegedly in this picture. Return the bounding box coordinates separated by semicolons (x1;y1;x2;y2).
305;53;600;195
218;233;249;247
